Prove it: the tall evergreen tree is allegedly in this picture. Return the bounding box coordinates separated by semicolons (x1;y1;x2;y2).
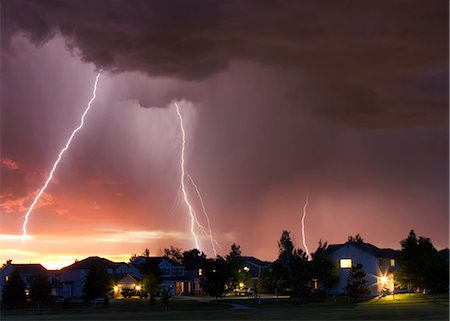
396;230;448;293
345;263;370;301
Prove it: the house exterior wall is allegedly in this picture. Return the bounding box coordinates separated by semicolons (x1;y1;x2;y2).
328;244;380;295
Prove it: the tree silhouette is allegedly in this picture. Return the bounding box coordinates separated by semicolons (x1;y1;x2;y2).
396;230;448;293
163;246;183;264
311;240;339;293
345;263;370;301
347;234;364;243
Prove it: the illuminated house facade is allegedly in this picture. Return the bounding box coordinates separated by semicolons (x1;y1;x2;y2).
57;256;142;300
241;256;271;289
131;256;188;296
326;242;398;296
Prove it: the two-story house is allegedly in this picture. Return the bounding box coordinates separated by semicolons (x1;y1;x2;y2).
326;242;398;295
131;256;187;296
58;256;142;300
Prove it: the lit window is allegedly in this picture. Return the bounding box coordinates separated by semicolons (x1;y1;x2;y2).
390;259;395;267
340;259;352;268
198;269;203;276
5;276;9;282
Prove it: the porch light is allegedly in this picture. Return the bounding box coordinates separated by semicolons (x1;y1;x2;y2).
135;285;141;291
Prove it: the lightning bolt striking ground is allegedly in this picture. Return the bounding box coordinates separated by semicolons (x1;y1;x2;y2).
301;193;310;257
175;102;200;250
187;174;218;257
22;71;102;242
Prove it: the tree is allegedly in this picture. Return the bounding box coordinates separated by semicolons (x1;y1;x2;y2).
142;271;160;304
1;259;12;270
82;265;112;306
272;230;296;294
345;263;370;301
143;248;150;257
225;243;250;293
278;230;295;264
182;249;206;264
311;241;339;293
2;268;26;308
29;274;51;310
396;230;448;293
347;234;364;243
163;246;183;264
290;248;310;300
201;257;230;301
129;254;138;263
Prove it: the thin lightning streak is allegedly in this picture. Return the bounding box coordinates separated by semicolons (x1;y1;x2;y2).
168;183;182;215
187;174;218;257
175;103;200;250
22;71;102;242
301;193;310;257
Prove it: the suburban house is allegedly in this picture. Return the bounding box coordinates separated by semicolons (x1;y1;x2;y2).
0;263;62;299
326;242;399;295
57;256;142;300
241;256;271;289
131;256;188;296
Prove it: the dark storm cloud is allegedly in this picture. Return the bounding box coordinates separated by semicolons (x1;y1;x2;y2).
2;0;448;126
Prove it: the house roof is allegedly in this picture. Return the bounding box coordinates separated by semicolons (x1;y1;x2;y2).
61;256;127;271
131;256;184;268
9;264;48;275
242;256;271;268
326;242;399;259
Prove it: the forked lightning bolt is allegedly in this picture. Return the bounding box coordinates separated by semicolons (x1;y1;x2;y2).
22;71;102;242
187;174;218;257
175;103;200;250
301;193;310;257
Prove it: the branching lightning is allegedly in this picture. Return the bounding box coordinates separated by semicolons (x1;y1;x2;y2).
301;192;310;257
22;71;102;242
174;102;219;255
175;103;200;250
187;174;218;257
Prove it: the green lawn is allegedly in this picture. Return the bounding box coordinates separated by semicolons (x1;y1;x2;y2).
1;294;448;320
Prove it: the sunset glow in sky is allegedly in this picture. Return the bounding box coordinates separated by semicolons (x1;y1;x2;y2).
1;1;448;269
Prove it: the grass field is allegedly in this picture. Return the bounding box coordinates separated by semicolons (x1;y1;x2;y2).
1;294;448;320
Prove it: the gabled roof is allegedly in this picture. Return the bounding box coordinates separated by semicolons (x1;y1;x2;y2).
242;256;271;268
326;242;399;259
61;256;127;271
9;264;48;275
131;256;184;268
